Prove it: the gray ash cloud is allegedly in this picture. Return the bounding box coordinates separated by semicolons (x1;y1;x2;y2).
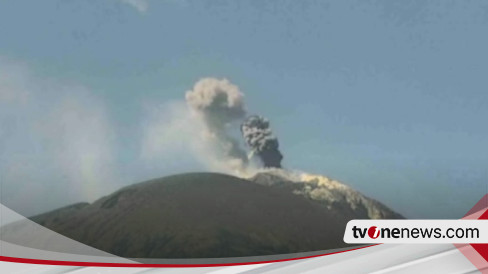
183;78;284;172
241;115;283;168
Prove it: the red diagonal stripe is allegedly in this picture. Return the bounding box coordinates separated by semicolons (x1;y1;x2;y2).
471;209;488;262
464;194;488;217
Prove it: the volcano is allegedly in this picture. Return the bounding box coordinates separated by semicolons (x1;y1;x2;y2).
1;172;402;258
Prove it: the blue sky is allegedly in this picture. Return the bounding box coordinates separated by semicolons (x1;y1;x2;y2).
0;0;487;218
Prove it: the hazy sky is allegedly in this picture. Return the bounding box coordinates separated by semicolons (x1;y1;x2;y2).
0;0;487;218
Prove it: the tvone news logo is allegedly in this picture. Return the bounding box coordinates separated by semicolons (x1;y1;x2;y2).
352;225;446;239
352;226;382;239
351;225;479;240
344;220;486;244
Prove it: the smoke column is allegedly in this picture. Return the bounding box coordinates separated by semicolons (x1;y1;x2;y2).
185;78;249;172
241;115;283;168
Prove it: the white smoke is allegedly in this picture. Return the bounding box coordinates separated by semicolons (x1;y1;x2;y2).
140;100;244;174
141;78;260;176
185;78;246;119
0;58;118;216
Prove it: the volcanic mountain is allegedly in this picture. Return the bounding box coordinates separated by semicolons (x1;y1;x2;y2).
1;171;402;258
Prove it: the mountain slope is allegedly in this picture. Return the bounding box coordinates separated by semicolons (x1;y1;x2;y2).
251;170;403;220
2;172;402;258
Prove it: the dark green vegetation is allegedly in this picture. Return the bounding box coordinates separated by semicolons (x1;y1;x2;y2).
4;172;402;258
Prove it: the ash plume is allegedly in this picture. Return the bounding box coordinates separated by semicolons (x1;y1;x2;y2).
185;78;249;172
241;115;283;168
